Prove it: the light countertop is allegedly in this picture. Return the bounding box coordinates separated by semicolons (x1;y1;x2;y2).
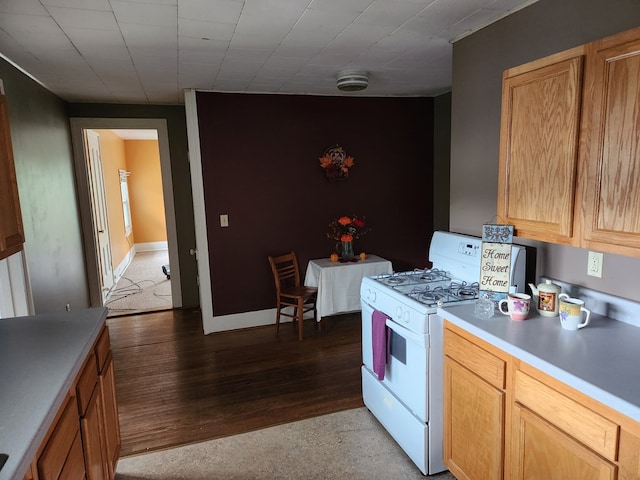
438;303;640;423
0;307;108;480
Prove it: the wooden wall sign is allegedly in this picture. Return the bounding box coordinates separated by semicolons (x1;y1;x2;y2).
480;224;514;300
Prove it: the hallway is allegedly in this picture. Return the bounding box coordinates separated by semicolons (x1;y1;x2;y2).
105;250;171;315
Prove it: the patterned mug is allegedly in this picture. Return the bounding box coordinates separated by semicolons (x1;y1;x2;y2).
498;293;531;321
559;297;591;330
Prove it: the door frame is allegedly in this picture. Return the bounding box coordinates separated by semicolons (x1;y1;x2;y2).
184;91;213;328
70;117;182;308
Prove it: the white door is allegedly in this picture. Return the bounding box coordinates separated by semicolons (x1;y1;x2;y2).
84;129;114;300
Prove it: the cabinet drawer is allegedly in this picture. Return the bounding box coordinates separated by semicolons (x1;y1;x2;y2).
95;326;110;373
514;369;619;460
37;395;84;480
444;328;506;389
76;351;98;416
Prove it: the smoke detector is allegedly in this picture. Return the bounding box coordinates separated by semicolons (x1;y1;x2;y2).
336;71;368;92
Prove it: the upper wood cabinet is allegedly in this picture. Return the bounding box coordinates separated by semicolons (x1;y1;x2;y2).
579;28;640;256
498;47;585;245
0;93;25;259
498;26;640;257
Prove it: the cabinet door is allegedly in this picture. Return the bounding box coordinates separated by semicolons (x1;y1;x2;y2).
99;353;121;478
0;94;24;259
444;356;505;480
498;49;584;244
511;404;616;480
37;395;85;480
580;28;640;255
80;386;109;480
23;462;37;480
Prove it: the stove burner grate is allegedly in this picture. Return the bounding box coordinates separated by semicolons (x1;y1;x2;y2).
375;268;451;287
407;281;480;307
384;276;407;285
372;269;479;307
450;281;480;299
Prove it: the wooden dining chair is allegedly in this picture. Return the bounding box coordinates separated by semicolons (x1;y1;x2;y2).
268;251;318;341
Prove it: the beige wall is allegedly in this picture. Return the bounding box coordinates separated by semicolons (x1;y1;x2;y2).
125;140;167;244
96;130;131;269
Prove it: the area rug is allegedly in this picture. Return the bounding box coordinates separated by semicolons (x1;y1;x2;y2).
115;408;456;480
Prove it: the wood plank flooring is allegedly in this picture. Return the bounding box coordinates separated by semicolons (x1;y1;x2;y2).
107;308;364;457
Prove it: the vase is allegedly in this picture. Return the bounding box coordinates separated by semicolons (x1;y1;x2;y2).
338;241;354;260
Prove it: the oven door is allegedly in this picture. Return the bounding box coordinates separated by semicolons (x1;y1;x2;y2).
361;299;428;422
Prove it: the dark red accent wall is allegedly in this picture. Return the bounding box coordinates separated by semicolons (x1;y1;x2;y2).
196;92;435;316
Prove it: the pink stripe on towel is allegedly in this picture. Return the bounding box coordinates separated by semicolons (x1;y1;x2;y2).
372;310;390;380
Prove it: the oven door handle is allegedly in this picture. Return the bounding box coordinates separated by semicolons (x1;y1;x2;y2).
385;319;426;346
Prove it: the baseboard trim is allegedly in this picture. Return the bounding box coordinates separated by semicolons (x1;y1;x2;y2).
136;241;168;252
113;247;136;283
202;307;314;335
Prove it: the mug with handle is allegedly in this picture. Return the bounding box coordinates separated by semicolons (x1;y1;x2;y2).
559;297;591;330
498;293;531;321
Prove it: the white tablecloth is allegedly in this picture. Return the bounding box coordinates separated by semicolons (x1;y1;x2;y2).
304;255;393;319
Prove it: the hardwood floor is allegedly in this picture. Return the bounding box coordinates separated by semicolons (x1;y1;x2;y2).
107;308;364;457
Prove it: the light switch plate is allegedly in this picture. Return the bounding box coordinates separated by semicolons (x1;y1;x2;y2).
220;214;229;227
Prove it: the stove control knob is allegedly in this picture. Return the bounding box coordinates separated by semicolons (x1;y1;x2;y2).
368;290;376;302
396;307;403;319
403;311;410;324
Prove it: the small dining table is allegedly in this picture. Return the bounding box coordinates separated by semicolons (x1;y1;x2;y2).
304;255;393;320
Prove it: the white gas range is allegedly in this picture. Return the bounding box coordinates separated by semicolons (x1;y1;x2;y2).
360;231;526;475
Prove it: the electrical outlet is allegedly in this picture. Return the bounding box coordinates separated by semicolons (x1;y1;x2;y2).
65;304;71;311
587;251;603;278
220;214;229;227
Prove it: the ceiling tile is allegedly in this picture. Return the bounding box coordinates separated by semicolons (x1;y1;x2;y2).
0;0;539;103
178;0;242;23
178;18;235;41
111;0;177;26
0;0;49;15
47;7;119;30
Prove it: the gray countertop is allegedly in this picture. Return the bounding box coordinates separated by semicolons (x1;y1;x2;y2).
0;308;108;480
438;303;640;423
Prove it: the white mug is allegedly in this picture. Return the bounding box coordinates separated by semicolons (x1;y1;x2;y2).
559;297;591;330
498;293;531;321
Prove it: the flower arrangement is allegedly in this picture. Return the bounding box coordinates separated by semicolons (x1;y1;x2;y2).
319;145;354;181
327;215;369;242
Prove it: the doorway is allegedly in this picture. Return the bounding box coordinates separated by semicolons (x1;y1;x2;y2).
70;118;182;313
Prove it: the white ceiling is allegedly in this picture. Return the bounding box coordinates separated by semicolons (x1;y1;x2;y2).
0;0;537;105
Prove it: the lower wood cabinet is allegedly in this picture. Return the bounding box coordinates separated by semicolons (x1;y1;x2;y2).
443;325;508;480
443;320;640;480
444;356;505;480
80;386;109;480
26;324;120;480
36;394;85;480
511;404;616;480
98;352;121;478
